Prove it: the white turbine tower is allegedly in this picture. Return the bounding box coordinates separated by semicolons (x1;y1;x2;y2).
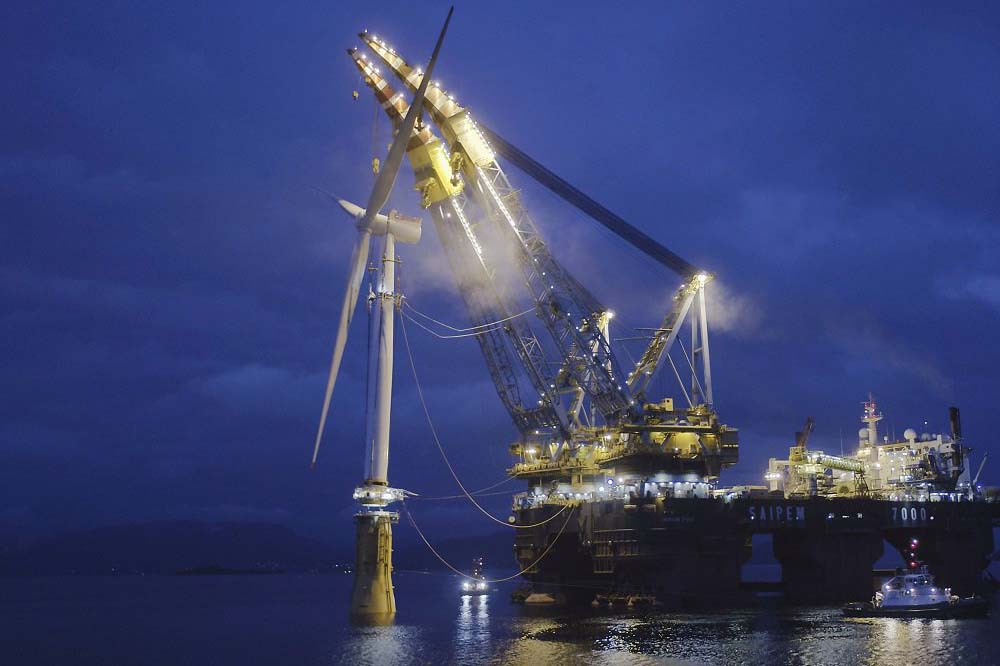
311;7;453;620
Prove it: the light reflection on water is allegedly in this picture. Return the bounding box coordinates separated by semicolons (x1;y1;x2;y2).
483;609;986;666
387;574;995;666
3;573;997;665
340;623;423;666
454;594;491;660
861;616;957;665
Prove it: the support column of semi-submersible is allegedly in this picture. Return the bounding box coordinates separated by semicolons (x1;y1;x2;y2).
309;7;453;620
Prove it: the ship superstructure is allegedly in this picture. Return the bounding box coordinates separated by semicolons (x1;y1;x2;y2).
510;399;737;510
766;398;972;501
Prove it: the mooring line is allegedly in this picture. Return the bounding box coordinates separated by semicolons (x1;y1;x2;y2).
404;300;534;332
402;503;576;583
401;310;495;339
400;313;570;529
410;476;515;501
411;489;514;501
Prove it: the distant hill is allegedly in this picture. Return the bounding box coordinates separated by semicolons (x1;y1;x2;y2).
7;523;914;578
0;521;517;577
0;522;347;576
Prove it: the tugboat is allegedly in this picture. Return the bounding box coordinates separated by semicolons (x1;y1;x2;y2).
460;556;489;596
843;566;988;618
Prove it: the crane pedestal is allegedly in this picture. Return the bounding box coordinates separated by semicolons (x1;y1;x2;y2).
350;511;397;622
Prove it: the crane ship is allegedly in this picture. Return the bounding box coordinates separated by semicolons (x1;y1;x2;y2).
335;23;999;607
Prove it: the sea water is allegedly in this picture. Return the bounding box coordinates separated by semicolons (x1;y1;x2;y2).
2;571;999;665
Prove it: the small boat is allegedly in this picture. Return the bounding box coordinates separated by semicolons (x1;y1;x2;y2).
843;567;988;618
460;579;489;595
460;556;489;596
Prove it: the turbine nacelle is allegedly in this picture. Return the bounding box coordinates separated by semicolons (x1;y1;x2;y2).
337;199;422;245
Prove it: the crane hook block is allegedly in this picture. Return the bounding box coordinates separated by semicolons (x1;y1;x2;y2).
352;90;359;101
449;151;465;186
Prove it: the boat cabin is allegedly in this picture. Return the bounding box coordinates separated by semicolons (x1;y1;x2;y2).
876;570;951;607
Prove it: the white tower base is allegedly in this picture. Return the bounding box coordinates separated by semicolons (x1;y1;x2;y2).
349;511;396;622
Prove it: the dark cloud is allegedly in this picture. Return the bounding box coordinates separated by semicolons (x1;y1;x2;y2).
2;1;998;541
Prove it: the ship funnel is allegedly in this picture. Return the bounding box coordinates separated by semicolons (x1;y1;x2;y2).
949;406;964;475
949;406;962;441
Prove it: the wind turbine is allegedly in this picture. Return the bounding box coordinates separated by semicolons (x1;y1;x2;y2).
312;8;453;621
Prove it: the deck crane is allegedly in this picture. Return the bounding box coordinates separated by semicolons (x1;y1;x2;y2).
797;417;816;449
350;30;737;484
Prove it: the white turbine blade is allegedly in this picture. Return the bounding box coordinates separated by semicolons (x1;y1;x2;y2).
313;6;451;466
312;228;372;467
337;199;364;218
359;6;453;230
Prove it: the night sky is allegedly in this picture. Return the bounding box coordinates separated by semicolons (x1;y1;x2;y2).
3;1;999;546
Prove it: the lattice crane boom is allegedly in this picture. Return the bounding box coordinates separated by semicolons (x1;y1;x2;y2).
472;127;717;402
477;127;700;278
348;49;569;434
359;33;635;423
358;34;719;409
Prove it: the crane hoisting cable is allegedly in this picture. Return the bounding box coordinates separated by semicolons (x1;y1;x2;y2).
478;125;700;278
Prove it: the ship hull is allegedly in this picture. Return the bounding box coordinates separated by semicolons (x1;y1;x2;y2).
513;496;997;606
843;597;989;618
514;498;750;607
